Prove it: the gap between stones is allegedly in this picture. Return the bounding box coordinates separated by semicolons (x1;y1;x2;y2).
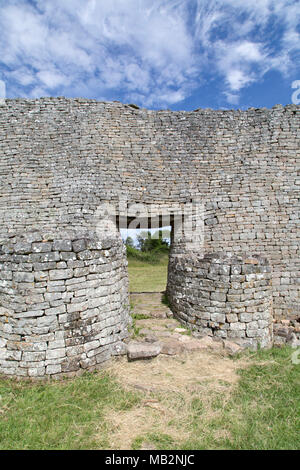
124;292;243;360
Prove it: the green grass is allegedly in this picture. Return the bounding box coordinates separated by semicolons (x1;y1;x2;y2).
0;371;139;450
161;291;171;308
149;347;300;450
218;347;300;450
132;313;150;320
127;254;169;292
0;347;298;449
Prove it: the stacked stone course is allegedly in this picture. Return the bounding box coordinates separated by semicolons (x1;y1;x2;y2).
0;98;299;376
167;252;273;349
0;99;298;320
0;230;129;378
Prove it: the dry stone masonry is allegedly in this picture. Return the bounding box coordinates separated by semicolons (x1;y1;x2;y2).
167;251;273;349
0;98;299;377
0;230;129;378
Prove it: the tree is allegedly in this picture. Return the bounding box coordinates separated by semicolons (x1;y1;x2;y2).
125;236;135;248
137;230;170;252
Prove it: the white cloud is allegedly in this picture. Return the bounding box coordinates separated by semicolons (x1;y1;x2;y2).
224;92;240;106
226;70;252;92
0;0;299;107
37;70;69;89
215;41;266;96
0;0;198;106
194;0;300;104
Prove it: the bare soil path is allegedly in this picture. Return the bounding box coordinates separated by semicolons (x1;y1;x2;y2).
104;292;250;450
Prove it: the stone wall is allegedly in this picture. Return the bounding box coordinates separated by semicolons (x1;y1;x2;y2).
0;98;298;320
0;230;129;378
0;98;299;376
167;251;273;349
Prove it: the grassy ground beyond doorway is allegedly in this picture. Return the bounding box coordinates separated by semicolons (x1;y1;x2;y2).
127;254;169;292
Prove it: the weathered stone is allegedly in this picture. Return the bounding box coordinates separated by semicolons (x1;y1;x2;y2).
0;99;299;378
144;334;159;343
127;341;161;360
72;239;87;253
32;242;52;253
53;240;72;252
46;364;62;375
167;252;273;349
160;339;183;355
13;272;34;283
46;348;66;360
223;340;243;355
49;269;73;280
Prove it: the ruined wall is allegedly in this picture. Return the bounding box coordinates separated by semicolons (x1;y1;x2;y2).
0;98;299;375
0;230;129;378
0;98;299;320
167;251;273;349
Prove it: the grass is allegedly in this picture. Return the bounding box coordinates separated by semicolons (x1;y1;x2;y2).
0;347;298;449
161;291;171;308
109;346;300;450
0;371;139;450
216;347;300;450
132;313;151;320
127;253;169;292
159;347;300;450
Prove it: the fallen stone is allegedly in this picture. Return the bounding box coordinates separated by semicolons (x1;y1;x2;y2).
155;331;173;338
111;341;128;356
160;339;183;355
198;335;221;348
149;310;167;319
139;328;155;336
182;339;206;352
223;339;243;355
182;335;223;352
127;341;161;361
290;333;300;348
144;334;159;343
166;322;178;328
177;334;192;343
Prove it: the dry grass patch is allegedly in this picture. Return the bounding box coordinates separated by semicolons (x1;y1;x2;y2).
103;351;250;449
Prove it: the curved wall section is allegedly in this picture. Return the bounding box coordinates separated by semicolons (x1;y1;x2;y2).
0;99;298;320
167;251;273;349
0;230;129;378
0;98;299;371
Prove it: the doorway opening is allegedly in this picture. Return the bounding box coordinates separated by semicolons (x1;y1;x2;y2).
120;224;171;294
120;222;174;329
114;211;181;323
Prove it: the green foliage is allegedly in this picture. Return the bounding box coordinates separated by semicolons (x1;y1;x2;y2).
125;236;135;248
126;244;167;265
136;230;170;253
129;316;141;338
125;229;170;270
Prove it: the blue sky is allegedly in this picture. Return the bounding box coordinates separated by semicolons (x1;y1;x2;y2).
0;0;299;110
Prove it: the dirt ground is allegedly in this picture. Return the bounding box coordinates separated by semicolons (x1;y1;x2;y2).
102;293;250;450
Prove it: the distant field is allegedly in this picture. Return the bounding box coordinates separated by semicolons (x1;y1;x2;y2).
127;254;169;292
